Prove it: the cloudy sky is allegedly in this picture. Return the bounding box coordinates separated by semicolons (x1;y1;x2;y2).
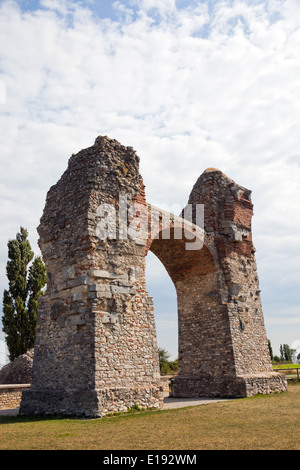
0;0;300;362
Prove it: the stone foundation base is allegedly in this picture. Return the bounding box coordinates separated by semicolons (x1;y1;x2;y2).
170;372;287;399
238;372;288;397
19;385;163;418
19;388;99;418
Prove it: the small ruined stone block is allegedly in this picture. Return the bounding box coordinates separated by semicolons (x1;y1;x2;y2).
97;292;112;299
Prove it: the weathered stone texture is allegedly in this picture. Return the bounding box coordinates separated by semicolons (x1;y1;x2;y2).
20;137;286;417
20;137;162;417
0;385;30;410
168;169;286;397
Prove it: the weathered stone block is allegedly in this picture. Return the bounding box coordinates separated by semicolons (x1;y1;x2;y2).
62;265;76;281
111;286;131;295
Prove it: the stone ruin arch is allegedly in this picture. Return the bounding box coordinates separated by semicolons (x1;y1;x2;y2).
20;136;287;418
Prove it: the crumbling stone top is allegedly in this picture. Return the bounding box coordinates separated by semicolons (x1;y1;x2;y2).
204;167;222;173
203;167;234;181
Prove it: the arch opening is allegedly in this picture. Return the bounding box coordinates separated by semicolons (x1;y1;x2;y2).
145;251;178;362
146;227;232;396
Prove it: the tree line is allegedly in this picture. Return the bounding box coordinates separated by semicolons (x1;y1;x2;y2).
268;340;299;364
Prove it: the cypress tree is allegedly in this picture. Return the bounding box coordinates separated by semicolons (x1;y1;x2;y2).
2;227;47;361
280;344;284;361
268;339;274;361
283;344;293;363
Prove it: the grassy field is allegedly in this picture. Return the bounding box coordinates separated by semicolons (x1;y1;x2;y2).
272;364;300;369
0;382;299;450
272;364;300;376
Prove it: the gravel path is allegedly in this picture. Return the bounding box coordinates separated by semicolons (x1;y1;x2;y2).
162;396;232;409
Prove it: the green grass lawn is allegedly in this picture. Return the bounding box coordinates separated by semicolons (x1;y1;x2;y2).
273;364;300;376
272;364;300;369
0;382;299;450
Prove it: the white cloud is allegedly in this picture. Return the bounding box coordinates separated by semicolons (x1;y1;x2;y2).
0;80;5;104
0;0;300;354
291;340;300;363
130;0;177;17
267;317;300;326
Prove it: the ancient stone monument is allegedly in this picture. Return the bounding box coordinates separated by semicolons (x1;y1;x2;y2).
20;136;287;417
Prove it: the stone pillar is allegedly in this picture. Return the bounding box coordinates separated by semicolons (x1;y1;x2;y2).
20;136;162;417
170;169;287;397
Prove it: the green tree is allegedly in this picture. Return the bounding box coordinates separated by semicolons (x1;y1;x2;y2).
2;227;47;361
268;339;273;361
158;348;178;375
280;344;284;361
279;344;294;363
158;347;171;375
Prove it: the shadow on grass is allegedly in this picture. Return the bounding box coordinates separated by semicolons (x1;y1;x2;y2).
0;413;76;425
0;406;161;425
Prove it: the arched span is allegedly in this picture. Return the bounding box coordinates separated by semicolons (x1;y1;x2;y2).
146;203;216;284
148;227;217;285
